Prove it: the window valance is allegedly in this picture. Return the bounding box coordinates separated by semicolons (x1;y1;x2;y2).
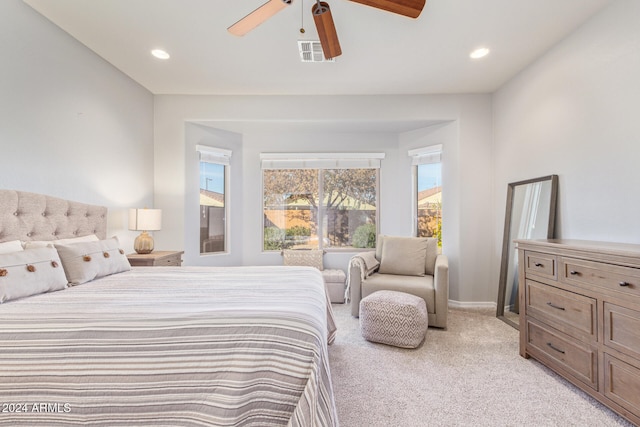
260;152;385;170
408;144;442;166
196;145;232;165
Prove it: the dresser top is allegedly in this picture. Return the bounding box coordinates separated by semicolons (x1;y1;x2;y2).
515;239;640;259
126;250;184;260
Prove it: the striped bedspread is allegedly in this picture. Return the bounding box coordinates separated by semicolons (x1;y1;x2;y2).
0;266;338;426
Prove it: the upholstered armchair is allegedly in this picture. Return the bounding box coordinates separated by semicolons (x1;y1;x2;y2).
348;235;449;328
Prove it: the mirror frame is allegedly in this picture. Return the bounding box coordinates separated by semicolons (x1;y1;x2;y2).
497;175;558;329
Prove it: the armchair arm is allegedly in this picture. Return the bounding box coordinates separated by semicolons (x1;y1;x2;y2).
349;263;363;317
433;254;449;328
347;251;378;317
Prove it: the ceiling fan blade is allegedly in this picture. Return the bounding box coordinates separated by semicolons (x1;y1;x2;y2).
312;1;342;59
348;0;425;18
228;0;293;36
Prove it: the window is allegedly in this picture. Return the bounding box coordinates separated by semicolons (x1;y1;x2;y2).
197;145;231;254
410;145;442;246
261;153;383;251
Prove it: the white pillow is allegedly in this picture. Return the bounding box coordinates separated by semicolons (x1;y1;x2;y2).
0;240;24;254
55;237;131;285
0;247;68;303
23;234;100;250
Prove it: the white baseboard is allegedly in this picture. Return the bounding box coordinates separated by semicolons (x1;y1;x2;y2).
448;300;496;310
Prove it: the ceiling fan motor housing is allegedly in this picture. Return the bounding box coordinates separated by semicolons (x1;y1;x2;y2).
312;1;342;59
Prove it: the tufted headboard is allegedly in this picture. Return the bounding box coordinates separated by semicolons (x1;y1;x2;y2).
0;190;107;243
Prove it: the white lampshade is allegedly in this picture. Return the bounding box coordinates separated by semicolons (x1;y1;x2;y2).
129;208;162;231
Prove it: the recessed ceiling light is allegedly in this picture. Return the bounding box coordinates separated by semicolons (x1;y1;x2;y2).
151;49;170;60
470;47;490;59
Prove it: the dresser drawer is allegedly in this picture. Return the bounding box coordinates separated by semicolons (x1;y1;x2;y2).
525;251;557;281
127;251;183;267
525;280;596;341
604;303;640;360
526;319;598;390
157;256;181;266
561;257;640;297
604;353;640;418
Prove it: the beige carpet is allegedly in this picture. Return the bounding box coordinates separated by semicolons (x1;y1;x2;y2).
328;303;634;427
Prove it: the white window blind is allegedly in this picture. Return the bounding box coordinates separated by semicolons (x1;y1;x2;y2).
197;145;232;165
408;144;442;165
260;152;385;170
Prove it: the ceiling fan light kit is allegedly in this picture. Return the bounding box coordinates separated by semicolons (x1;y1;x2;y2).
348;0;426;18
228;0;293;36
312;1;342;59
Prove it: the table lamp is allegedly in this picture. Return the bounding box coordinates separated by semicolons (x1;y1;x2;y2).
129;208;162;254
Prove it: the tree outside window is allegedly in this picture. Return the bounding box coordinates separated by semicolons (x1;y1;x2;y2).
263;168;378;251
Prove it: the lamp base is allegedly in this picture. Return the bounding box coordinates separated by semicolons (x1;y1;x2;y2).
134;231;154;254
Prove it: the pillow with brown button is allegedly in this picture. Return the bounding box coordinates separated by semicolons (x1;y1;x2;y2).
0;247;68;303
55;237;131;285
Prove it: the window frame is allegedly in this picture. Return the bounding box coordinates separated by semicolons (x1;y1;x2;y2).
197;145;231;256
260;153;384;253
409;145;443;244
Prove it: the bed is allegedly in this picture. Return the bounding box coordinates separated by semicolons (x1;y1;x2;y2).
0;190;338;426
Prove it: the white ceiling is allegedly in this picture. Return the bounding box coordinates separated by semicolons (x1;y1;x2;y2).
23;0;613;96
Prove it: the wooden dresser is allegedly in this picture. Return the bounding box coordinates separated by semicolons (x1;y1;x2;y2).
517;239;640;426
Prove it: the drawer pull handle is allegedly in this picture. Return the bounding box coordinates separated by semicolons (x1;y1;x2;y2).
534;263;543;267
619;281;630;287
547;342;565;354
546;302;565;311
569;271;578;275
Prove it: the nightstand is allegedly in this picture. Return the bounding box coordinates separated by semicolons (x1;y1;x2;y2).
127;251;184;267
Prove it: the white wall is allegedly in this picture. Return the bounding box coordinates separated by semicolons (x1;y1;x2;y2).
0;0;154;250
154;94;494;305
492;0;640;299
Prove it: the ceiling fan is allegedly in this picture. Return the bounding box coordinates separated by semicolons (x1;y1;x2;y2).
228;0;426;60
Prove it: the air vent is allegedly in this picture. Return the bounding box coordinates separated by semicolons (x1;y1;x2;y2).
298;40;335;63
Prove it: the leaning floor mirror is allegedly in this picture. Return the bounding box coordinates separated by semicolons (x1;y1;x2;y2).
497;175;558;329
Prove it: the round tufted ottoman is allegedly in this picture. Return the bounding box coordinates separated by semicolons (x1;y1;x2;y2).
359;290;428;348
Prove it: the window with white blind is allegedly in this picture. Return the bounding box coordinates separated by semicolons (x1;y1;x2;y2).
409;145;442;246
197;145;231;255
261;153;384;251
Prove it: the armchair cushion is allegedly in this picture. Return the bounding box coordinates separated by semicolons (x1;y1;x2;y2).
378;236;428;277
361;274;435;315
